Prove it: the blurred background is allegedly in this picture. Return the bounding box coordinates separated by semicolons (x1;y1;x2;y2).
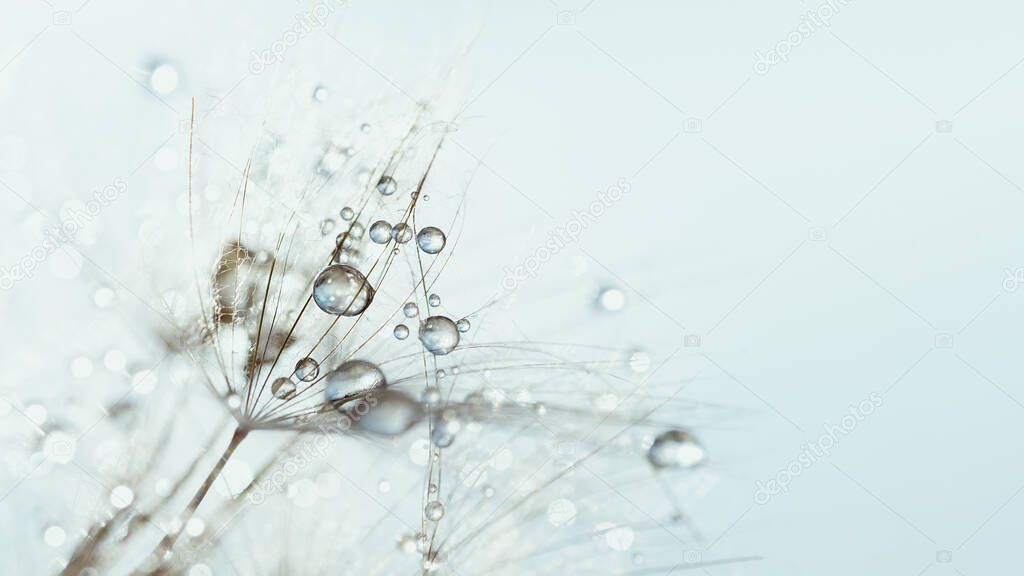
2;1;1024;574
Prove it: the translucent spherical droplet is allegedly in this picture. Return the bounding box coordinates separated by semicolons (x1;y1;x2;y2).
392;223;413;243
43;525;66;547
350;389;423;436
416;226;446;254
271;377;296;400
349;222;365;239
369;220;392;244
149;63;179;95
597;286;626;312
403;302;419;318
313;265;374;316
456;318;470;333
294;357;320;382
313;85;329;102
393;324;409;340
361;123;372;133
324;359;386;405
320;219;335;235
340;207;355;221
431;413;460;448
419;316;460;356
647;430;705;469
376;176;397;196
424;500;445;521
427;293;441;307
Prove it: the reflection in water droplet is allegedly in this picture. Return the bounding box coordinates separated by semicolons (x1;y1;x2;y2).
294;357;320;382
271;377;296;400
647;430;705;469
324;360;386;405
369;220;392;244
419;316;459;355
376;176;397;196
416;226;446;254
313;265;374;316
392;223;413;243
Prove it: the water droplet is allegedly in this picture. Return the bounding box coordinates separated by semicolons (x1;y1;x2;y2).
597;286;626;312
348;221;364;239
416;226;446;254
361;122;371;133
628;350;651;373
313;265;374;316
456;318;470;332
340;207;355;221
324;359;386;405
271;377;296;400
431;412;461;448
393;324;409;340
428;293;441;307
376;176;397;196
349;389;423;436
435;369;446;379
43;525;66;547
403;302;419;318
313;85;329;102
647;430;705;469
482;485;495;498
294;357;320;382
320;219;335;235
369;220;392;244
226;393;241;409
391;223;413;243
149;63;179;95
419;316;459;355
424;500;445;521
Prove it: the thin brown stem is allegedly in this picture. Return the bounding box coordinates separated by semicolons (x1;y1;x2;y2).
152;426;249;558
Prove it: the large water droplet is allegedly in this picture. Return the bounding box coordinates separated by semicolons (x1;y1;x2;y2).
647;430;705;469
294;357;319;382
324;359;386;405
419;316;460;355
350;389;423;436
416;227;446;254
271;377;296;400
313;265;374;316
369;220;392;244
376;176;397;196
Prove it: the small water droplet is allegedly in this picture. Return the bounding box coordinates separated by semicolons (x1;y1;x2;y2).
393;324;409;340
271;377;296;400
313;85;329;102
416;226;446;254
110;485;134;509
647;430;705;469
376;176;397;196
369;220;392;244
428;293;441;307
456;318;470;332
403;302;419;318
597;286;626;312
149;63;179;95
424;500;445;521
294;357;320;382
340;207;355;221
391;223;413;243
320;219;335;235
